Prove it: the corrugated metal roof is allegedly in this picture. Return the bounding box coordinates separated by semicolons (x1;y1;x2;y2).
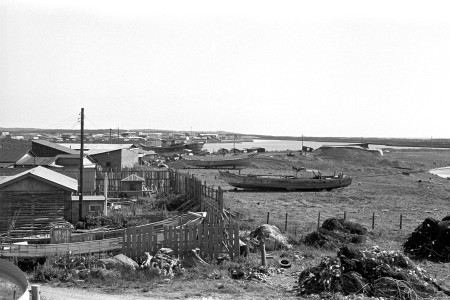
0;149;34;163
0;166;78;191
32;140;79;154
87;149;122;156
121;174;145;182
59;143;137;151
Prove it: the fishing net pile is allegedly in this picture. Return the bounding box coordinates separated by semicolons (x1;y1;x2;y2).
297;245;444;299
304;218;367;249
248;224;292;250
403;216;450;262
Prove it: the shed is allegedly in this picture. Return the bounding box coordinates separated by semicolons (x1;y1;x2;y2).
0;166;77;236
121;174;145;192
71;195;107;222
89;148;139;171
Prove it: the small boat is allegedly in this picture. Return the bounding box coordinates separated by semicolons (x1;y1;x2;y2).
219;170;352;191
183;154;254;168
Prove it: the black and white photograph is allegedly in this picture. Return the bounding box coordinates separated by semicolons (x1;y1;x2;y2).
1;1;450;299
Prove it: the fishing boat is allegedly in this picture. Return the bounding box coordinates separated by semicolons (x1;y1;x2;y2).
140;140;186;155
183;154;254;168
219;170;352;191
184;140;205;154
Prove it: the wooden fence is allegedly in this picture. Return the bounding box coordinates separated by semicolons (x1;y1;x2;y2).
122;222;240;261
97;169;225;224
0;238;122;258
1;169;237;259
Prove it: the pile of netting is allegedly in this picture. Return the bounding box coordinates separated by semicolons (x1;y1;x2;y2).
304;218;367;249
297;246;445;299
403;216;450;262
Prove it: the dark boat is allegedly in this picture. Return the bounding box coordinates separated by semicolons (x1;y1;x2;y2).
219;170;352;191
140;140;186;155
184;141;205;154
183;154;254;168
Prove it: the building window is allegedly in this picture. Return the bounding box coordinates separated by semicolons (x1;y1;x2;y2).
129;183;136;191
89;205;102;213
106;162;111;168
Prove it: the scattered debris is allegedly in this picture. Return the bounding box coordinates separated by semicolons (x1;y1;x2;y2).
304;218;367;249
140;248;183;276
297;245;444;299
229;265;285;283
403;216;450;262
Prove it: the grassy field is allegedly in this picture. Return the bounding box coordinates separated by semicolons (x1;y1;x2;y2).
35;147;450;299
168;147;450;298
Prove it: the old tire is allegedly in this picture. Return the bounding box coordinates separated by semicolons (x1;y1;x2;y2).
279;259;292;269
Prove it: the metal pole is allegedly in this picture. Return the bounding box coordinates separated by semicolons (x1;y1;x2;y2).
79;108;84;223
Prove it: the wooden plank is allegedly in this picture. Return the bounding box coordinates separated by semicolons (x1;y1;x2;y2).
163;225;168;248
131;226;137;260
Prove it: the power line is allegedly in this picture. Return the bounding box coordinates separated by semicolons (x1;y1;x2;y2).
43;114;80;129
84;115;101;130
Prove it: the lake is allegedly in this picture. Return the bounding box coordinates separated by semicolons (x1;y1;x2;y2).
203;139;401;153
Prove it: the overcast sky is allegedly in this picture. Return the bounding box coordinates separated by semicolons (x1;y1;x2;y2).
1;0;450;138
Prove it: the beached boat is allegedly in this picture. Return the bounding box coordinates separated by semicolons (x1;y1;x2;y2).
219;170;352;191
183;154;254;168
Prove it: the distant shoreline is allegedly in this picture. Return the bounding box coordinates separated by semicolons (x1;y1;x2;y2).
246;136;450;149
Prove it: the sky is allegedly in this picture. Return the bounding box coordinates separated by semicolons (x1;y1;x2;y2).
1;0;450;138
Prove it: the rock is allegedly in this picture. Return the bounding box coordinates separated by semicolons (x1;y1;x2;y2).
98;254;139;270
113;254;139;270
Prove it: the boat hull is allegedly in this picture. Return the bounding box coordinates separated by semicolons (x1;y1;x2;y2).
140;144;186;155
184;154;253;168
219;171;352;191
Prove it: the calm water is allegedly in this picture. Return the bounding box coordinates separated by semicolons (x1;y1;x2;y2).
203;139;392;153
429;167;450;179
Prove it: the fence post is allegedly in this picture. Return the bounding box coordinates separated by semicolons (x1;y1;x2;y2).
372;213;375;230
400;214;403;230
317;211;321;228
344;211;346;220
285;213;288;232
31;285;40;300
266;212;270;224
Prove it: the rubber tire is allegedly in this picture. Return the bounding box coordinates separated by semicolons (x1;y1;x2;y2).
279;258;292;268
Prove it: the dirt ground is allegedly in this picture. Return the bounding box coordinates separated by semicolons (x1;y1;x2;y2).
35;148;450;299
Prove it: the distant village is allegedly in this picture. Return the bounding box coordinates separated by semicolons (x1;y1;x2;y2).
0;129;260;237
0;130;254;144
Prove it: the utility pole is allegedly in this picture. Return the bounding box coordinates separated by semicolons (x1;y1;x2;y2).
79;108;84;223
117;127;120;142
109;128;112;143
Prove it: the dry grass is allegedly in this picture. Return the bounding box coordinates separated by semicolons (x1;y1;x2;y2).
37;148;450;299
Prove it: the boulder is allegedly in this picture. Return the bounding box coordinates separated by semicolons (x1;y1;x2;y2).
98;254;139;270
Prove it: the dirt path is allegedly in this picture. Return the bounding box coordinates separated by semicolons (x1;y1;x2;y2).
39;285;185;300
